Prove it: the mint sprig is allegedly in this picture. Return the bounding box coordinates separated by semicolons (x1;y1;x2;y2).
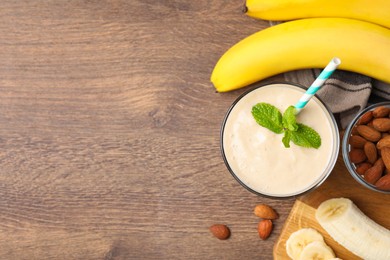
282;106;298;131
251;103;321;149
251;103;283;134
290;123;321;148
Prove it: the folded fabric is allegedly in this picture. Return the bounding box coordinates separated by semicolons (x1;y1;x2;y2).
267;21;390;128
284;69;390;129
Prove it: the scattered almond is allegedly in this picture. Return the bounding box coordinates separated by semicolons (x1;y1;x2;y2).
254;204;279;220
209;203;281;242
258;219;273;240
209;224;230;240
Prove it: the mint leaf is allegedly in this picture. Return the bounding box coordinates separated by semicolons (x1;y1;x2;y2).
290;123;321;149
282;106;298;131
251;103;283;134
251;103;322;149
282;130;292;148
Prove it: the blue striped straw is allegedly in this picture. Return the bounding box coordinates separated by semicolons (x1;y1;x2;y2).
295;57;341;113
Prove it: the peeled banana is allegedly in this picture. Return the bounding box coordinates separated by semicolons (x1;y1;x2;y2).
211;18;390;92
244;0;390;29
316;198;390;260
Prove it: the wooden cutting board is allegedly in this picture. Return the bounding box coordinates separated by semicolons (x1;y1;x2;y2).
273;154;390;260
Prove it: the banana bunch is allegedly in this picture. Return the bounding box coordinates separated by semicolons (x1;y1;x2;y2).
211;2;390;92
245;0;390;28
316;198;390;260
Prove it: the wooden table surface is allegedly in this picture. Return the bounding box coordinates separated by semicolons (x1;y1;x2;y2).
0;1;291;259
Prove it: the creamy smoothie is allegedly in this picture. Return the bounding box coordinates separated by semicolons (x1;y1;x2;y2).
221;83;339;197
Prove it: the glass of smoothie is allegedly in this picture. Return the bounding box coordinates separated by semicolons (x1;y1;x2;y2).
221;82;339;198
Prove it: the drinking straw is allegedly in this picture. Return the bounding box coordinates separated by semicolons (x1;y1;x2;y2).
294;57;341;113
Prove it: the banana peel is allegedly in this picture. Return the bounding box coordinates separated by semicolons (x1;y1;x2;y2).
245;0;390;29
211;18;390;92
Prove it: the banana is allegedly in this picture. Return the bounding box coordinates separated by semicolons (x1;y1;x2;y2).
315;197;390;260
244;0;390;29
286;228;325;260
210;18;390;92
299;241;335;260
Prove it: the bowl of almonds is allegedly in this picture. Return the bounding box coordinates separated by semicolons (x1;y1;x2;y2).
342;102;390;193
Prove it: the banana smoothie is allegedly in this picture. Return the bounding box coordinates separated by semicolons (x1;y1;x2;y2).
221;83;339;197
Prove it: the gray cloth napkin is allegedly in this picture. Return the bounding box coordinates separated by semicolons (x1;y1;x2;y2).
284;69;390;129
268;21;390;128
283;70;390;128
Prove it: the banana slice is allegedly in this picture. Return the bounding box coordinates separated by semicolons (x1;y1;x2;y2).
286;228;324;260
316;198;390;260
299;241;335;260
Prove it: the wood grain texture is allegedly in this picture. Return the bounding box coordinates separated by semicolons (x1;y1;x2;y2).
274;155;390;259
0;1;288;259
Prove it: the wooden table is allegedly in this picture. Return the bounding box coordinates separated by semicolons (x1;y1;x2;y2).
0;1;290;259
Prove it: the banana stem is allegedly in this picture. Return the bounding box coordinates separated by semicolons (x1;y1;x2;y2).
242;3;248;13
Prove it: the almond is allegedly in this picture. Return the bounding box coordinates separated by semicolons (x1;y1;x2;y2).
349;135;367;148
254;204;279;220
374;157;385;172
349;148;367;164
355;162;372;176
356;125;381;142
375;174;390;191
376;135;390;149
357;111;373;124
372;118;390;132
364;165;383;184
258;219;272;240
209;224;230;240
381;147;390;170
372;106;390;118
364;142;378;164
351;126;359;136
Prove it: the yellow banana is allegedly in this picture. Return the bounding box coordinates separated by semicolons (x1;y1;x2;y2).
316;198;390;260
211;18;390;92
244;0;390;29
